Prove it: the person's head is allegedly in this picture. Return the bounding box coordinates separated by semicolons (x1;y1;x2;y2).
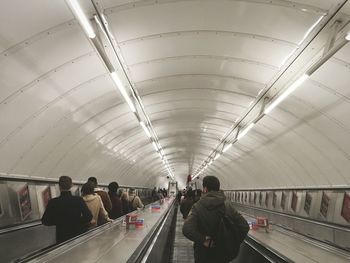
121;190;129;200
81;182;95;196
129;188;135;195
59;176;72;191
87;177;97;187
202;176;220;193
108;182;119;194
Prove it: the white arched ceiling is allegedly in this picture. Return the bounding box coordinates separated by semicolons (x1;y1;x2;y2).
1;0;350;189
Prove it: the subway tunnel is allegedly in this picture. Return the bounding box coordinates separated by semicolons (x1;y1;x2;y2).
0;0;350;262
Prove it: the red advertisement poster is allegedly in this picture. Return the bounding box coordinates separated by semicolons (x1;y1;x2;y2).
42;186;51;209
304;192;312;215
291;192;298;212
17;184;32;220
341;193;350;223
320;192;330;218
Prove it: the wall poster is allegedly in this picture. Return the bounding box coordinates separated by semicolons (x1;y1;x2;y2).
304;192;312;215
320;192;330;218
281;192;286;210
291;192;298;212
265;192;269;207
259;192;262;205
253;192;257;204
341;193;350;223
17;184;32;220
272;192;277;208
42;186;52;209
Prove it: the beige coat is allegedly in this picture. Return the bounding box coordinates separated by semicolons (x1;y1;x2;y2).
83;194;109;228
128;193;144;209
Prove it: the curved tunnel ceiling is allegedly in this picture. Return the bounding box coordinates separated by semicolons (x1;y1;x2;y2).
1;0;350;189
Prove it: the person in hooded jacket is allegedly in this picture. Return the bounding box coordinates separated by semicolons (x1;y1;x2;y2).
182;175;249;263
81;182;112;229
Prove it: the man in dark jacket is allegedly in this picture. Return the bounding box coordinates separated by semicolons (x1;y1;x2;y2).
42;176;92;243
183;176;249;263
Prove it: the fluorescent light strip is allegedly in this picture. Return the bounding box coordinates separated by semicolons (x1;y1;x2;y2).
214;153;221;160
346;32;350;41
66;0;96;38
152;141;158;152
237;123;255;141
110;72;136;112
264;74;308;114
223;143;232;153
140;121;151;138
298;15;324;45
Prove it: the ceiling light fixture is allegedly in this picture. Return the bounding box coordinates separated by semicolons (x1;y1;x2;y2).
140;121;151;138
66;0;96;38
223;143;233;153
152;141;158;152
345;32;350;41
264;74;308;114
110;72;136;112
237;123;255;141
214;153;221;160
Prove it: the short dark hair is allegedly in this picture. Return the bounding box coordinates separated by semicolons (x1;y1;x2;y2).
88;177;97;186
59;176;72;191
108;182;119;194
81;182;95;196
202;176;220;191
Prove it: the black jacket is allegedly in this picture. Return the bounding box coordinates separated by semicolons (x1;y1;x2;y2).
42;191;92;243
180;197;194;219
182;191;247;263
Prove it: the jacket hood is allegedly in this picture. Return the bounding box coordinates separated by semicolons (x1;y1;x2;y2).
83;194;99;202
199;190;226;211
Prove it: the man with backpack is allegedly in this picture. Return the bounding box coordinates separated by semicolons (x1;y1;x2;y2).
182;176;249;263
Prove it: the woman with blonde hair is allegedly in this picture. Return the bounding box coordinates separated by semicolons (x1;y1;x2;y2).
81;182;112;229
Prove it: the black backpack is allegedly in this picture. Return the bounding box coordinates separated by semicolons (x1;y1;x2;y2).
198;201;249;261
